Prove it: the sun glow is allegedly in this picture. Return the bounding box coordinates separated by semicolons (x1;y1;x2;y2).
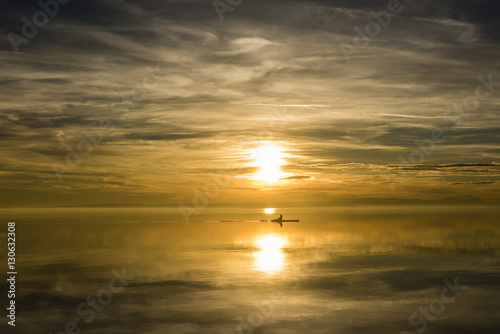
264;208;276;214
252;143;287;183
254;235;287;272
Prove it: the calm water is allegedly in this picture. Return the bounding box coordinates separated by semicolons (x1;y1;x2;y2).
1;207;499;334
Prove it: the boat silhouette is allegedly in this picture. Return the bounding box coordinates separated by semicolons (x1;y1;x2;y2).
260;214;299;227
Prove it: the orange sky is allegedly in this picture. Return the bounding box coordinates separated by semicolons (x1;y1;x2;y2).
1;0;500;208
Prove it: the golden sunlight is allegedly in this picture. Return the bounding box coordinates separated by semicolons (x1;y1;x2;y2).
254;235;287;272
251;142;287;183
264;208;276;214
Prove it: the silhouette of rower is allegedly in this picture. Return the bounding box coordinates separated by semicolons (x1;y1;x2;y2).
273;214;283;227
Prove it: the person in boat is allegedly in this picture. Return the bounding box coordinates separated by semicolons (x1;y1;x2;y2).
271;214;283;227
271;214;282;222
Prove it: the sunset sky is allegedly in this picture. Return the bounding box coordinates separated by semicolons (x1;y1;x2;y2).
1;0;500;208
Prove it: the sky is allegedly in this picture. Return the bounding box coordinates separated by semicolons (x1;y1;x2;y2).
1;0;500;208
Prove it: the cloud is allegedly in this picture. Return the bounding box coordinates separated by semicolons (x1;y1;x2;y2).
221;37;273;55
282;175;312;180
1;0;500;206
390;163;500;171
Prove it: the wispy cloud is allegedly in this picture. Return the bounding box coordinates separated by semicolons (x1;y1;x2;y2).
0;0;499;206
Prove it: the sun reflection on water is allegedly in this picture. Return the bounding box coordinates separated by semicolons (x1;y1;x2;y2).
264;208;276;214
254;235;287;273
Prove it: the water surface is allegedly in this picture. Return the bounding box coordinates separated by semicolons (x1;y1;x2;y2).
1;207;499;334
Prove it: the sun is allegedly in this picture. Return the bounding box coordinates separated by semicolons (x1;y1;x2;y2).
264;208;276;214
251;142;287;183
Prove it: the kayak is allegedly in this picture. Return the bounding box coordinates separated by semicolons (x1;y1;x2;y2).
260;219;299;222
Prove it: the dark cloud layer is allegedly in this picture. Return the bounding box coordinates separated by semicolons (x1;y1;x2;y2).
0;0;499;206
